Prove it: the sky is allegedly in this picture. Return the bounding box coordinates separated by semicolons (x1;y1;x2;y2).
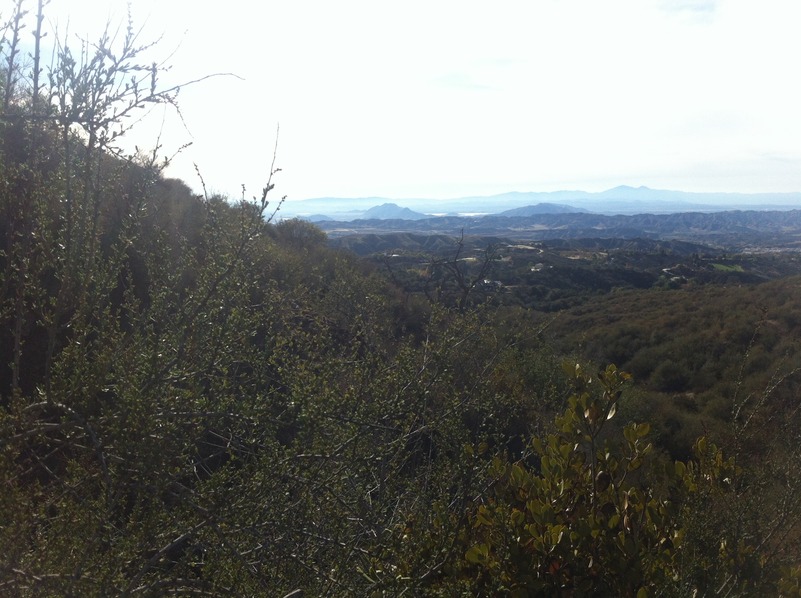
31;1;801;204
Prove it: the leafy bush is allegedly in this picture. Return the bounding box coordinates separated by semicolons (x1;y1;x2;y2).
447;365;792;597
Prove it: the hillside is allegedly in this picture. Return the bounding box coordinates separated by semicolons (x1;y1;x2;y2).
498;202;588;216
3;4;801;596
541;276;801;458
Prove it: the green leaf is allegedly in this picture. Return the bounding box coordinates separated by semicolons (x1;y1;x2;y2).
510;509;525;527
562;360;581;379
465;543;489;564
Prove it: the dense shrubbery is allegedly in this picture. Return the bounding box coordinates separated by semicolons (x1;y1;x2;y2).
545;282;801;457
2;3;801;596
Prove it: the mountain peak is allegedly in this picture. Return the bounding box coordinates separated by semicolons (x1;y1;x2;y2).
361;203;428;220
499;203;588;217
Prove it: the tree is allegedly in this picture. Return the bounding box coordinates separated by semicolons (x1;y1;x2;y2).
422;230;499;311
273;217;328;250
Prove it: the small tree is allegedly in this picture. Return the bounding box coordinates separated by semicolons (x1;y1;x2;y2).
422;230;498;311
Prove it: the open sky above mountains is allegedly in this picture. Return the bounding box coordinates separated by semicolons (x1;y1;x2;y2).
41;0;801;204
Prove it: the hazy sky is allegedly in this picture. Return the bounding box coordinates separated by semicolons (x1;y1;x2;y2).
38;1;801;202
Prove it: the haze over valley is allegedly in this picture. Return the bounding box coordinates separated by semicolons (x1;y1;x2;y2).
282;185;801;221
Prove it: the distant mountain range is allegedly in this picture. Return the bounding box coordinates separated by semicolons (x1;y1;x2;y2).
280;186;801;220
313;208;801;251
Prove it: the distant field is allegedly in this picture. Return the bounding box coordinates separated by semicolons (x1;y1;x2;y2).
711;263;745;272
